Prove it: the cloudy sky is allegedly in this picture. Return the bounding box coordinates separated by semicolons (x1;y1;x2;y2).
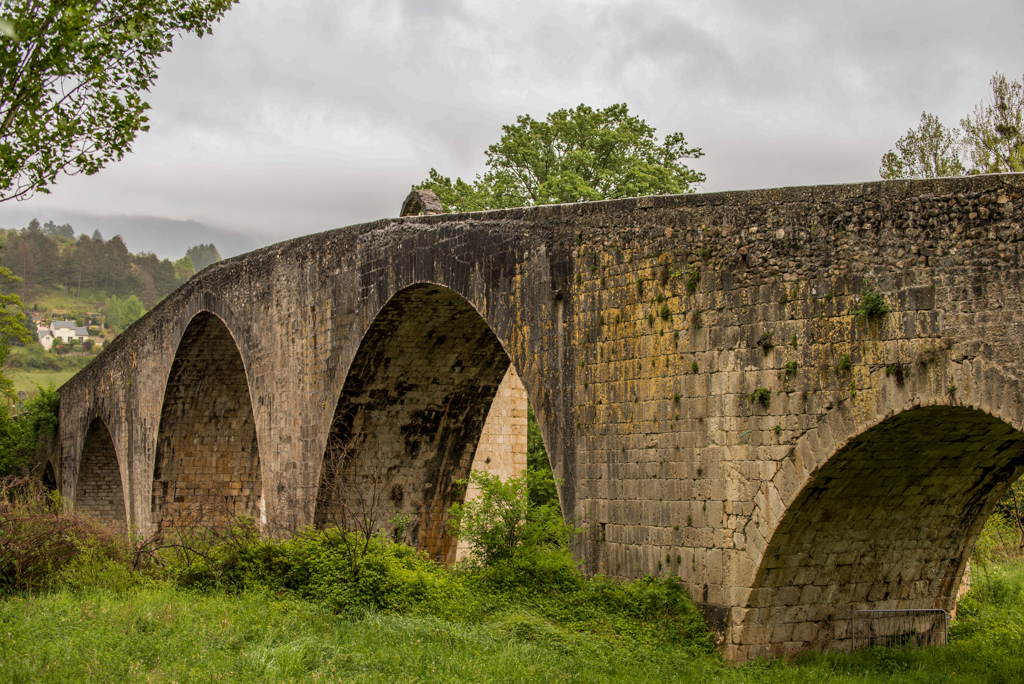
2;0;1022;253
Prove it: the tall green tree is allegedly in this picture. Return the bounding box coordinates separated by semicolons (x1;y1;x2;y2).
416;103;705;212
0;0;236;202
880;112;966;180
961;72;1024;174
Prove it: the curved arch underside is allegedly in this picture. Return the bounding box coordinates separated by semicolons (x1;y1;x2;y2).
74;419;127;527
743;406;1024;657
316;283;511;563
152;312;262;532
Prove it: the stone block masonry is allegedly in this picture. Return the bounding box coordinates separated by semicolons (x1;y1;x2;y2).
56;173;1024;659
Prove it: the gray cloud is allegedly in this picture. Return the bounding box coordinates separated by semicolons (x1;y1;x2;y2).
1;0;1022;244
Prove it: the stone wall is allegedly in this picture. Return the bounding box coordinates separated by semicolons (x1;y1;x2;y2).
56;172;1024;659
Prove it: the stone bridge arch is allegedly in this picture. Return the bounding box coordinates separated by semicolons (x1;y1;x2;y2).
313;282;550;562
150;309;263;533
72;416;128;528
731;357;1024;659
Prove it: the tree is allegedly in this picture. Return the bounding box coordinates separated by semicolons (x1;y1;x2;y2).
41;220;73;239
880;112;966;180
186;243;221;272
174;255;195;281
416;103;705;212
0;255;33;396
119;294;145;327
880;72;1024;180
0;0;236;202
961;72;1024;174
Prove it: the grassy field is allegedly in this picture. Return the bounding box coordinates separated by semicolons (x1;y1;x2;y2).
3;346;95;400
21;284;112;315
1;558;1021;683
8;369;79;396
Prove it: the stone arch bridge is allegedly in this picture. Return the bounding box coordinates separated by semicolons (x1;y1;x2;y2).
52;173;1024;659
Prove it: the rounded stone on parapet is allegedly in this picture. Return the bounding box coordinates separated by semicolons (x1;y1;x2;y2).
400;189;444;217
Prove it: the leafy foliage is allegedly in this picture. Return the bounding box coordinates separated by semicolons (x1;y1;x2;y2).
0;220;200;308
0;0;236;202
852;285;890;320
526;402;558;507
447;469;571;568
0;386;60;476
880;112;966;179
103;294;145;328
880;71;1024;179
961;72;1024;173
186;243;222;272
416;103;704;212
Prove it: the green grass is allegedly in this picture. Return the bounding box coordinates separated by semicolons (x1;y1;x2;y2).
22;284;113;315
4;345;95;398
1;561;1022;683
9;370;80;396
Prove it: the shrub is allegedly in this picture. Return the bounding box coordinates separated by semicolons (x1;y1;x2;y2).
0;386;60;476
852;285;890;319
0;476;124;595
685;266;701;293
448;469;574;569
750;387;771;409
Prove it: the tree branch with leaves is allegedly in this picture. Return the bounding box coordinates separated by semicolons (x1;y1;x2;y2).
0;0;236;203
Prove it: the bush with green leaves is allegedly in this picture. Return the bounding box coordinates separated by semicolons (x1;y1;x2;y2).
852;285;890;320
448;469;573;568
0;385;59;476
526;402;558;507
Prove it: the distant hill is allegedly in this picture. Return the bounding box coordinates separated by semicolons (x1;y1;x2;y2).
0;211;268;260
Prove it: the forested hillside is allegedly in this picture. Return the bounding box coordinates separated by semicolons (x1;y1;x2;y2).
0;219;215;309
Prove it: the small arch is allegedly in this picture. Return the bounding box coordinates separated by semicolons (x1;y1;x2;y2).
152;311;262;532
74;418;127;528
42;460;57;492
740;405;1024;658
315;283;547;563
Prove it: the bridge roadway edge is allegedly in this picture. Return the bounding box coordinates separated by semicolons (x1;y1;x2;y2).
53;173;1024;659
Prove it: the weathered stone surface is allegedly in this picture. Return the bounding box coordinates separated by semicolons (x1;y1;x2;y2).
56;173;1024;659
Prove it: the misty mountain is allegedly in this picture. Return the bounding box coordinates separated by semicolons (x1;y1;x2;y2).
0;211;268;260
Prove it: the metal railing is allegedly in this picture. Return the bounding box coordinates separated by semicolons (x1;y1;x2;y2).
851;609;949;650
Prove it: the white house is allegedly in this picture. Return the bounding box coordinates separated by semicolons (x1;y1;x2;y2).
38;320;99;351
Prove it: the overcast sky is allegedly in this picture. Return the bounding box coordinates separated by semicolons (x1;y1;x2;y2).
2;0;1022;249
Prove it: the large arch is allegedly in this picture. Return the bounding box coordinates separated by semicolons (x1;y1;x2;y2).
74;418;127;528
315;283;521;563
739;404;1024;657
151;311;262;532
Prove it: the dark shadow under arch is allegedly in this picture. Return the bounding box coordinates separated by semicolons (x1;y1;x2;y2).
152;311;262;532
743;405;1024;656
315;283;517;563
74;418;127;527
42;460;57;492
